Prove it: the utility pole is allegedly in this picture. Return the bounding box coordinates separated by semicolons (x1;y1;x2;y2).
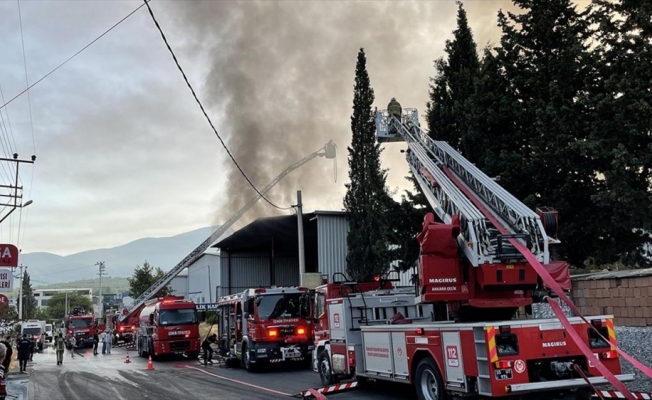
18;264;25;320
0;154;36;225
296;190;306;286
96;262;105;318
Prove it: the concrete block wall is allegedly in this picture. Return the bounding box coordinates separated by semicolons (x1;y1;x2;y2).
572;276;652;327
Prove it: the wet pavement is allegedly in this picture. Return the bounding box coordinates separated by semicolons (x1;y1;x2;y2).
23;344;415;400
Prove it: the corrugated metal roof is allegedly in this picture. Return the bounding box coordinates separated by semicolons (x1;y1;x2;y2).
571;268;652;281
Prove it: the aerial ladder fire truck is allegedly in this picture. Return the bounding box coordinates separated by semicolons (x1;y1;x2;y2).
305;105;646;400
215;286;314;371
118;141;337;347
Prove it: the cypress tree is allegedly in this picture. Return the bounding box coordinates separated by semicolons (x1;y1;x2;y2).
343;48;391;280
426;1;480;151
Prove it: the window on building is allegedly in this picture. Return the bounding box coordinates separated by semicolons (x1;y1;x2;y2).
40;299;49;307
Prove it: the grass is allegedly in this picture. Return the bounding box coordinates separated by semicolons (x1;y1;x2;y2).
199;322;218;339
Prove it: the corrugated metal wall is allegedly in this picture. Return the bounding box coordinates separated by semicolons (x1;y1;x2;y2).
170;275;188;298
275;256;300;287
219;251;300;296
317;214;348;280
188;253;221;303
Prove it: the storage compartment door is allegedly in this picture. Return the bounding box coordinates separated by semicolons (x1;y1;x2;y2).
391;332;409;378
329;303;346;341
362;331;393;375
442;331;466;386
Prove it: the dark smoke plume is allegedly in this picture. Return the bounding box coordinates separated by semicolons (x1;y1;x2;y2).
169;1;514;229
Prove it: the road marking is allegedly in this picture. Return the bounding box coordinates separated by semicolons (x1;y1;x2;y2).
184;366;292;396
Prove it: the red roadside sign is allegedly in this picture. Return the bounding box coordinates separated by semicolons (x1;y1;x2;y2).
0;295;7;304
0;245;18;268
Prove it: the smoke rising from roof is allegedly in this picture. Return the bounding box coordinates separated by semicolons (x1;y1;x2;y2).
170;1;514;229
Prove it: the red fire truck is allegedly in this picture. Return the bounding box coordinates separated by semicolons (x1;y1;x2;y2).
307;105;636;399
106;309;135;343
65;307;99;348
216;287;313;372
134;296;201;359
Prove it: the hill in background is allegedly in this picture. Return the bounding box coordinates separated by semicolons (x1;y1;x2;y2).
20;226;231;287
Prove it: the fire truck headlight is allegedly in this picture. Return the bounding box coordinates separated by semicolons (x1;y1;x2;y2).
297;327;306;335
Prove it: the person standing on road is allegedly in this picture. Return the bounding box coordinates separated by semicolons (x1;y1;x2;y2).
0;336;11;373
16;335;30;373
92;330;99;355
105;329;113;354
67;333;76;358
55;333;65;366
100;330;106;354
28;335;35;361
0;342;8;400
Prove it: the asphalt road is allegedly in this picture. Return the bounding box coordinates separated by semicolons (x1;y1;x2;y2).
25;344;416;400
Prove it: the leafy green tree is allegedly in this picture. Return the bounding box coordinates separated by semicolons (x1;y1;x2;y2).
44;292;93;320
20;271;37;320
426;1;480;149
0;303;17;322
128;261;171;299
580;0;652;265
489;0;597;266
343;48;392;280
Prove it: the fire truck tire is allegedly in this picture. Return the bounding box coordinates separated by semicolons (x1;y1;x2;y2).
241;343;257;372
414;358;445;400
318;351;338;386
186;352;199;359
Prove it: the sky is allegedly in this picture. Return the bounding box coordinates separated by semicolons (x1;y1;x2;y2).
0;0;521;256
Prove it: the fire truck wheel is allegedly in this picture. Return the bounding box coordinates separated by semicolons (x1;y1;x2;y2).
241;343;257;372
415;358;445;400
318;351;338;386
186;352;199;360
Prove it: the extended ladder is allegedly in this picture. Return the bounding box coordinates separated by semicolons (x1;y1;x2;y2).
121;141;337;321
375;109;553;266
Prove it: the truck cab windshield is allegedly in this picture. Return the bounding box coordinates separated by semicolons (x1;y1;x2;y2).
22;328;42;335
159;309;197;326
256;294;302;320
69;319;93;328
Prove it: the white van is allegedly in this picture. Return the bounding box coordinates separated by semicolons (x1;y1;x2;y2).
21;320;45;351
45;324;53;343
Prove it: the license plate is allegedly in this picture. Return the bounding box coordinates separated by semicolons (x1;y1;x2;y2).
174;351;183;355
282;349;301;359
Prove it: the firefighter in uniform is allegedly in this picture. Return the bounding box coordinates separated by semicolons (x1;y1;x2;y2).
202;334;217;366
55;333;65;365
17;335;30;372
387;98;402;119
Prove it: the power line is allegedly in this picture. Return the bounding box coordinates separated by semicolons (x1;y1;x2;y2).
142;0;290;211
0;1;148;112
16;0;36;155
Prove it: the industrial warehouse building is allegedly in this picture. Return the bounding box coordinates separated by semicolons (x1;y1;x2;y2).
214;210;348;296
174;210;349;301
174;209;413;302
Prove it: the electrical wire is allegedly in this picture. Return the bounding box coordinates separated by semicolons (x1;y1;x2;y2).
0;1;148;112
17;0;36;155
142;0;290;211
16;0;34;249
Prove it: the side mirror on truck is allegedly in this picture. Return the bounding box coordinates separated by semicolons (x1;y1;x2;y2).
149;313;154;324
